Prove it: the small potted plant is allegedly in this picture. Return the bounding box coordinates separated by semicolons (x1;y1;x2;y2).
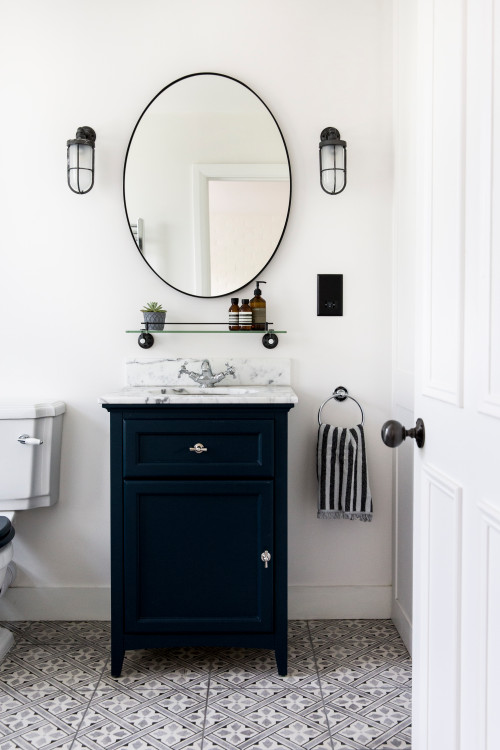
141;301;166;331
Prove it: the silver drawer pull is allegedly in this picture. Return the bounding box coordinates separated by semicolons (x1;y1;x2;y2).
189;443;207;454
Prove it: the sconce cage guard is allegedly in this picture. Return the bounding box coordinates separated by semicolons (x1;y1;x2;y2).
319;127;347;195
67;126;96;194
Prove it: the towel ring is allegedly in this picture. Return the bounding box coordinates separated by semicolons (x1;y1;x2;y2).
318;386;365;426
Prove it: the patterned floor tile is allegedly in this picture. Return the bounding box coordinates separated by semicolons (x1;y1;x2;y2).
204;690;333;749
275;719;332;749
0;644;107;750
377;666;412;686
373;737;412;749
25;622;110;648
0;620;412;750
52;645;109;667
350;678;401;698
123;646;212;673
332;690;376;712
318;666;367;691
75;716;204;750
221;680;285;700
364;705;410;730
387;691;411;711
100;656;210;700
338;718;384;744
210;691;259;714
0;623;34;650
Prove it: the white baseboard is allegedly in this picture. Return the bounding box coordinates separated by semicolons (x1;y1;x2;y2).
1;585;392;622
0;588;111;621
288;585;392;619
391;596;412;654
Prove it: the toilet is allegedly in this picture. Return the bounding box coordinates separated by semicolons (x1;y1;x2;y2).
0;401;65;660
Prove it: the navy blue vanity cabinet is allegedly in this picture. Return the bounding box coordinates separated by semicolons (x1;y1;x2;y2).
102;403;294;678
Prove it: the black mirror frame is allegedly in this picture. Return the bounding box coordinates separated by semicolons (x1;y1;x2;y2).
123;72;292;299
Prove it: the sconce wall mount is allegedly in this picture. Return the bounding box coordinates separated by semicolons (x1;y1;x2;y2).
319;127;347;195
67;126;96;194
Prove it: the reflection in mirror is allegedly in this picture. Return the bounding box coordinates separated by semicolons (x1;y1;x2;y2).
124;74;291;298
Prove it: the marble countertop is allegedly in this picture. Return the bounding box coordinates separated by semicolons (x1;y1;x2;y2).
100;357;297;405
99;384;298;405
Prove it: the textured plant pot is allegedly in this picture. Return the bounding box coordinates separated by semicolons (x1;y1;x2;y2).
143;311;166;331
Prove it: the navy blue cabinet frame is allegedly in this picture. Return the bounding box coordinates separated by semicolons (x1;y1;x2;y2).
102;403;294;677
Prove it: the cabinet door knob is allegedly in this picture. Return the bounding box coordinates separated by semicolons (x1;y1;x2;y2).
261;551;271;568
189;443;208;454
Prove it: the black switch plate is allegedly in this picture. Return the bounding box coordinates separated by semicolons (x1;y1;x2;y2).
317;274;343;316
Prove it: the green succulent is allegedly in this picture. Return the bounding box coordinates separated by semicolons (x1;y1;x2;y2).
141;301;166;313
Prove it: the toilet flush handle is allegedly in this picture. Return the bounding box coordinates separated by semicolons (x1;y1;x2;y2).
18;434;43;446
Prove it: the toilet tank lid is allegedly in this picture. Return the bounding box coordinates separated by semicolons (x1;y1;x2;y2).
0;400;66;419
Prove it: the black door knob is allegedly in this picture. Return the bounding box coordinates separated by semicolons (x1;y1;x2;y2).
381;418;425;449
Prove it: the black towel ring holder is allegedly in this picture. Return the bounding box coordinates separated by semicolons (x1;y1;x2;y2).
318;386;365;426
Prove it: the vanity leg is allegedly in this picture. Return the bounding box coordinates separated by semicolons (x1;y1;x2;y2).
275;644;288;676
111;645;125;678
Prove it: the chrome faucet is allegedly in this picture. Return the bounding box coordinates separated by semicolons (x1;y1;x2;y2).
178;359;236;388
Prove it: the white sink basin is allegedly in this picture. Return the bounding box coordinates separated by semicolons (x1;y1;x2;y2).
147;386;261;396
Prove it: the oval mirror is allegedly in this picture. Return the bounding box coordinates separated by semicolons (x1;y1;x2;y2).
124;73;291;298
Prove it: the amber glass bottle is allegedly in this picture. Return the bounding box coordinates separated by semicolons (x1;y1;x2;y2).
239;299;252;330
228;298;240;330
250;280;267;330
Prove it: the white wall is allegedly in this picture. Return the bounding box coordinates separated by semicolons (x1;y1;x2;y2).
0;0;394;619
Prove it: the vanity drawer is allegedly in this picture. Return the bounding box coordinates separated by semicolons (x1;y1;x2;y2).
123;418;274;477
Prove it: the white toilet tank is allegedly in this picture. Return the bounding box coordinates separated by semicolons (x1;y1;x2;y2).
0;401;65;510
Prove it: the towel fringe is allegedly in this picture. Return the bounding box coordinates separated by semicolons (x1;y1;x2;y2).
317;510;373;522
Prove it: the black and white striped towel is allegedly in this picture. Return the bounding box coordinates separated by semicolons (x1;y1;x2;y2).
317;423;373;521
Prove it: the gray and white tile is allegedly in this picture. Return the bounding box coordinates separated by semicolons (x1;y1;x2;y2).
0;619;411;750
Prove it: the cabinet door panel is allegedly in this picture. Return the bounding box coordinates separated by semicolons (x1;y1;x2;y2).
124;419;274;477
123;480;274;633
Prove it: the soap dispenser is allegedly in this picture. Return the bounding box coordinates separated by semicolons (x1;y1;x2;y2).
250;281;267;330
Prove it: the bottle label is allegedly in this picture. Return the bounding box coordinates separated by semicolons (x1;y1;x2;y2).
253;308;266;325
229;312;239;325
239;312;252;326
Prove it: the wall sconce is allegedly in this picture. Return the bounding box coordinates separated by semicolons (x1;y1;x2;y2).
319;127;347;195
67;127;96;194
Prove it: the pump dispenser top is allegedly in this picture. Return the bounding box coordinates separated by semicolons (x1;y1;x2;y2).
250;280;267;330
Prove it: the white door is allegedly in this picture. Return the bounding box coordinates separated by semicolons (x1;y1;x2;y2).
412;0;500;748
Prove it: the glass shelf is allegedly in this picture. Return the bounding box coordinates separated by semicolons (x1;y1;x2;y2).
128;323;285;349
126;329;287;334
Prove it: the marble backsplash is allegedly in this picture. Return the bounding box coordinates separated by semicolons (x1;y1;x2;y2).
125;357;292;387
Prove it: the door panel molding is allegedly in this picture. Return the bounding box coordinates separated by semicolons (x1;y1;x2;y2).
478;499;500;749
475;0;500;419
417;464;462;749
420;0;466;407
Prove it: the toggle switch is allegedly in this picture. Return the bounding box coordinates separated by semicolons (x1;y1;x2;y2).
317;274;343;316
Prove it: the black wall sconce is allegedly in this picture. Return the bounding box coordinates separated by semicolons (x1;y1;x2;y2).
319;127;347;195
67;127;96;194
